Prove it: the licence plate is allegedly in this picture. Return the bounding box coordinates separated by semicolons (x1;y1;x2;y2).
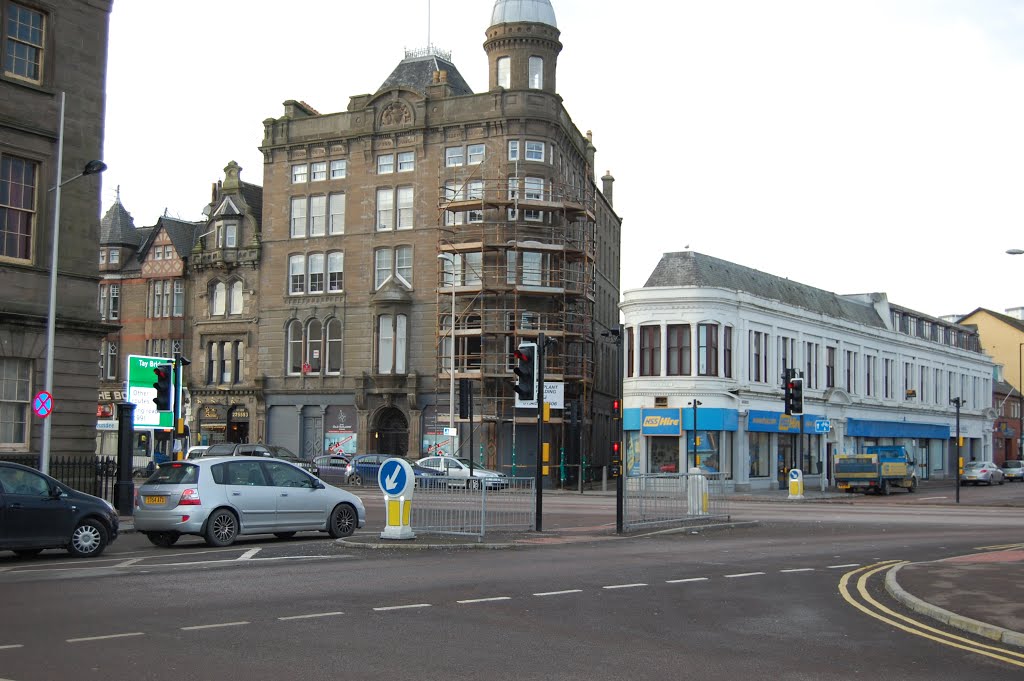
144;495;166;504
837;483;850;489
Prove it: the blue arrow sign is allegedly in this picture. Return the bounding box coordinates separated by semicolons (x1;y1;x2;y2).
378;458;409;497
814;419;831;433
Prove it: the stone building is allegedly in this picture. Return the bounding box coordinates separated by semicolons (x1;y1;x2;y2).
252;0;622;477
1;1;113;464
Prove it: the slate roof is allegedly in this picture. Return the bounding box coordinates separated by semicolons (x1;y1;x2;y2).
644;251;887;329
138;217;204;261
99;199;141;246
377;54;473;97
238;181;263;231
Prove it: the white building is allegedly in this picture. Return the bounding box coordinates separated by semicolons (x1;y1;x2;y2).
620;252;994;491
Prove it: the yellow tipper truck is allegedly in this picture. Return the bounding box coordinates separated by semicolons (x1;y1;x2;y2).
834;446;918;495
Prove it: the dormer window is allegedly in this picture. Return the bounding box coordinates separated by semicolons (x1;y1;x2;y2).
219;221;237;248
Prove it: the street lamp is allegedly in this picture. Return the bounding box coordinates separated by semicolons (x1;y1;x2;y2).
437;254;456;433
40;90;106;472
688;399;702;469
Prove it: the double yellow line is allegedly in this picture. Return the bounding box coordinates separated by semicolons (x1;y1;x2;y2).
838;561;1024;668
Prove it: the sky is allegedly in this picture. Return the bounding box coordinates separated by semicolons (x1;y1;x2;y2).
102;0;1024;320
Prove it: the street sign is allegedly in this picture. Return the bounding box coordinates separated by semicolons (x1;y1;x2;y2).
33;391;53;418
378;457;413;498
443;427;457;436
515;381;565;410
126;355;175;429
814;419;831;433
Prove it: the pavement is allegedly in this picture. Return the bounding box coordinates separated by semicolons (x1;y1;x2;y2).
116;480;1024;648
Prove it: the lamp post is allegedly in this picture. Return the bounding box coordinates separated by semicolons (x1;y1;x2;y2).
437;254;456;434
950;396;963;504
40;90;106;472
688;400;702;469
1006;252;1024;460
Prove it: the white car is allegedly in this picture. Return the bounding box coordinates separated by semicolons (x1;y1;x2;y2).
416;456;509;489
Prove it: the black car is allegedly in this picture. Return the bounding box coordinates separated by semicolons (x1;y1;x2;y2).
0;461;119;558
200;443;319;476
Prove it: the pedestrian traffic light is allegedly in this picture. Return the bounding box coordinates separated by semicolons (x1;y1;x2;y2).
153;364;174;412
513;342;537;401
611;440;621;463
789;377;804;416
612;398;621;420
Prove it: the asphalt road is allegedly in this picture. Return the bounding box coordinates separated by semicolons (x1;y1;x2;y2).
0;494;1022;680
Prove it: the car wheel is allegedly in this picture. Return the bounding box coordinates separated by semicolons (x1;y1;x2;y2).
328;503;357;538
204;509;239;547
349;473;362;486
908;477;917;493
467;479;481;490
68;519;108;558
274;532;297;539
13;549;43;558
146;531;179;548
880;480;890;496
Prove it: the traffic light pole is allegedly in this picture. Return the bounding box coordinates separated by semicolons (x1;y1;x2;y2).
535;332;546;532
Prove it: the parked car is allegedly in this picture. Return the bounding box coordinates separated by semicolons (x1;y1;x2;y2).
342;454;444;486
960;461;1006;486
186;445;210;460
134;457;365;547
200;443;318;477
0;461;119;558
415;455;509;489
1001;459;1023;482
313;454;352;485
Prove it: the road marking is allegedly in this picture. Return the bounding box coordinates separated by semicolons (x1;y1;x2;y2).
603;583;647;590
278;611;344;621
839;562;1024;668
666;577;709;584
827;564;860;569
975;542;1024;551
181;621;250;631
780;568;814;573
918;496;946;501
373;604;431;611
457;597;512;604
724;572;765;578
113;558;143;568
0;644;24;650
238;548;261;560
67;632;145;643
533;589;583;596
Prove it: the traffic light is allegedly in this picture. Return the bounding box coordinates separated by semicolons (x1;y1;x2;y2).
612;398;621;420
513;342;537;401
459;378;471;419
153;364;174;411
789;377;804;416
783;377;793;414
611;440;621;463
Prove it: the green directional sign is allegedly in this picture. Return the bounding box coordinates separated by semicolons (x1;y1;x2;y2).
127;355;175;429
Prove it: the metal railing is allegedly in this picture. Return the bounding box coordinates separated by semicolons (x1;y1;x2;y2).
623;471;730;532
0;454;117;504
410;476;535;539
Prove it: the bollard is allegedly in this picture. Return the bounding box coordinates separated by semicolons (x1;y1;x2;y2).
787;468;805;500
378;458;416;540
687;467;709;516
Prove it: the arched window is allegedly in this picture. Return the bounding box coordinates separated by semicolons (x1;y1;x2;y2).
307;319;323;372
229;281;243;314
287;320;303;374
326;319;342;374
212;282;226;316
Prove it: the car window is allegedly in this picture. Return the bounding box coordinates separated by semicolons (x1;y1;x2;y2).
211;462;227;484
205;444;236;456
264;461;314;488
0;467;51;496
226;460;267;486
150;463;200;485
1007;461;1022;468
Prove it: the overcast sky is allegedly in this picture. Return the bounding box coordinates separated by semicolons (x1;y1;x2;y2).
102;0;1024;319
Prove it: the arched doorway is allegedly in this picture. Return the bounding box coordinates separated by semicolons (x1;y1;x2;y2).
373;407;408;456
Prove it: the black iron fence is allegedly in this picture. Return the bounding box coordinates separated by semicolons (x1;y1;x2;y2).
0;454;118;504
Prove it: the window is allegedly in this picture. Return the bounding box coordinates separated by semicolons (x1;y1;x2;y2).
376;188;393;231
750;331;768;383
467;144;485;165
308;253;324;294
0;154;37;260
154;247;164;260
467;181;483;223
508;140;519;161
698;323;718;376
326;319;342;374
327;252;344;292
329;193;345;235
173;280;184;316
105;342;117;380
825;347;836;388
212;282;226;315
377;154;394;174
291;164;308;183
306;319;323;371
287;320;303;374
626;327;634;378
0;358;30;445
377;313;408;374
311;161;327;181
525;141;545;162
497;56;510;88
109;249;119;264
234;341;244;384
804;342;819;389
524;176;544;221
884;359;894;399
445;146;464;167
163;245;173;259
374;246;412;289
640;325;661;376
398;151;415;172
224;221;237;248
309;195;326;236
229;281;242;314
290;197;307;237
865;356;875;397
528;56;543;89
98;284;107;319
99;250;106;265
220;341;230;383
150;281;162;317
330;159;347;179
667;324;690;376
845;350;855;393
723;327;733;378
289;255;305;294
397;187;414;229
109;284;120;320
4;3;44;83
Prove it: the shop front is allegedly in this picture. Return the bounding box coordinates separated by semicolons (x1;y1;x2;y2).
746;410;825;490
623;406;738;479
846;418;950;479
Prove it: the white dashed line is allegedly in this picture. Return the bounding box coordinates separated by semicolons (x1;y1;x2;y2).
457;597;512;604
373;604;431;611
780;568;815;573
827;564;860;569
603;583;647;590
238;548;261;560
277;611;344;621
666;577;709;584
0;644;24;650
724;572;765;578
533;589;583;597
67;632;145;643
181;622;250;631
113;558;144;568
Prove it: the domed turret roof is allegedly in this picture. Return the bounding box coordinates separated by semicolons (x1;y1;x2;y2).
490;0;557;28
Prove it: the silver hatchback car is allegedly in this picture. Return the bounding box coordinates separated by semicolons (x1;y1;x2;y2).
134;457;365;548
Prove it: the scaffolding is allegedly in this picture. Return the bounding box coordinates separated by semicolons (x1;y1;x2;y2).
434;155;598;476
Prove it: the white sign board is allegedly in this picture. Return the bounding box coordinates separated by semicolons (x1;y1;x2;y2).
515;382;565;410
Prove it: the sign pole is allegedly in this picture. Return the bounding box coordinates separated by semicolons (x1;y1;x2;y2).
535;332;546;532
